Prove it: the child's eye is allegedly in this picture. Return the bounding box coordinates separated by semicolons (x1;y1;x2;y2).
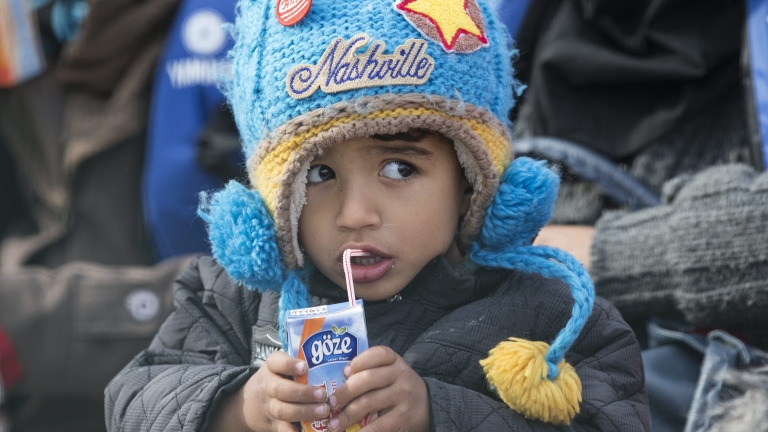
307;165;335;183
380;161;416;180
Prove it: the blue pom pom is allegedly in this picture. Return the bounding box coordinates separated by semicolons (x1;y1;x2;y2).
199;181;286;291
479;157;560;250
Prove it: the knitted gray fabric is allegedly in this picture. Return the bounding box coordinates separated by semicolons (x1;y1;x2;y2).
517;88;768;349
627;89;753;192
550;180;605;225
540;88;754;226
591;164;768;330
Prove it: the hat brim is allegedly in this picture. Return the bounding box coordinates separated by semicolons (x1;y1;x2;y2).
248;93;512;268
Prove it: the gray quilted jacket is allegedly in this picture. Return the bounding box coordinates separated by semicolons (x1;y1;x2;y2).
105;256;650;431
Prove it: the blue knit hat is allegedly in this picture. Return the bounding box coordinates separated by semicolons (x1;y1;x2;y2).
199;0;594;425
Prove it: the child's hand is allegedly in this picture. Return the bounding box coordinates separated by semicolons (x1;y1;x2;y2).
326;346;430;432
251;351;332;431
208;351;330;432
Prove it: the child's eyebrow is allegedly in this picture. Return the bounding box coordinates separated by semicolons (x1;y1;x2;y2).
362;143;434;159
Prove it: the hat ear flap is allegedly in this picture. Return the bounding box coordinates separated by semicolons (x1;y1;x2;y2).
478;157;559;250
472;158;595;425
199;181;286;292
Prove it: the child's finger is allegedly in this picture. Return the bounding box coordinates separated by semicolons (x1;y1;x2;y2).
267;377;327;403
347;346;398;375
273;420;300;432
357;410;402;432
266;351;308;376
328;388;390;432
268;398;331;423
329;365;395;411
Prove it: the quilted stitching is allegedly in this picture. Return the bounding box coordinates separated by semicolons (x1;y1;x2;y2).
106;257;650;432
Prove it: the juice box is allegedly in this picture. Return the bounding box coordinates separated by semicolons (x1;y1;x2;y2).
286;300;376;432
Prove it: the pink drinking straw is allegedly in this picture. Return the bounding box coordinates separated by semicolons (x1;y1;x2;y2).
342;249;370;307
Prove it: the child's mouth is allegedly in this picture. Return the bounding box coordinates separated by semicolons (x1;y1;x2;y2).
344;253;393;283
351;255;383;265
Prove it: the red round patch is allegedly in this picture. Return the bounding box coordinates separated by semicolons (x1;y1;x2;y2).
276;0;312;26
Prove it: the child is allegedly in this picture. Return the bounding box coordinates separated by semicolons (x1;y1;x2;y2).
105;0;650;431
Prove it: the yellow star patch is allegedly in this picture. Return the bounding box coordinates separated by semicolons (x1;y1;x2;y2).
395;0;488;52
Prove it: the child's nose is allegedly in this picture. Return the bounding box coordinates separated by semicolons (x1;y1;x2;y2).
335;182;382;231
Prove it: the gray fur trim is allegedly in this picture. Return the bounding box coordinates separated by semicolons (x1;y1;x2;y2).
708;367;768;432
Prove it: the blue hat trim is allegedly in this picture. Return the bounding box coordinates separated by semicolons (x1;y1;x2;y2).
199;181;310;348
470;157;595;379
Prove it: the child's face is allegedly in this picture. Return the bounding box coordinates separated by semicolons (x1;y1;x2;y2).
298;132;471;301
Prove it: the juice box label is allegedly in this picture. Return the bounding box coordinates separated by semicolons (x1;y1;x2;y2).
286;300;374;432
304;327;358;368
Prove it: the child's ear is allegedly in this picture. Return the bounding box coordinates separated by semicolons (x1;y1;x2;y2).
459;176;472;217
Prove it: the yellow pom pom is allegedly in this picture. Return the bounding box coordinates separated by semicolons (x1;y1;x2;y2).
479;338;582;425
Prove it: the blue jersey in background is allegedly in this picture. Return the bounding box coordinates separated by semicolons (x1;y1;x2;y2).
143;0;238;260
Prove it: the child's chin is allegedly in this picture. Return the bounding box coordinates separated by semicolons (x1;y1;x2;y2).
354;279;406;302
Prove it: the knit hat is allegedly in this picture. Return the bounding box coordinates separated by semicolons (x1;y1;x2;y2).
199;0;594;426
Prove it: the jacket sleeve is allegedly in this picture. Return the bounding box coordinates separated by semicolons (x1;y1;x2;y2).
105;256;260;432
590;164;768;328
424;299;649;432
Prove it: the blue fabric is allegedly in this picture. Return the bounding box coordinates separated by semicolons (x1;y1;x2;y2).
642;321;761;432
471;158;595;379
143;0;237;260
198;182;286;291
227;0;519;156
478;158;559;249
643;344;701;432
495;0;531;38
685;331;753;432
50;0;89;42
6;0;45;81
198;180;311;348
515;137;661;210
747;0;768;170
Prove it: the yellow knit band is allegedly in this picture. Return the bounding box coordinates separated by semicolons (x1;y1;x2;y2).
251;107;511;214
